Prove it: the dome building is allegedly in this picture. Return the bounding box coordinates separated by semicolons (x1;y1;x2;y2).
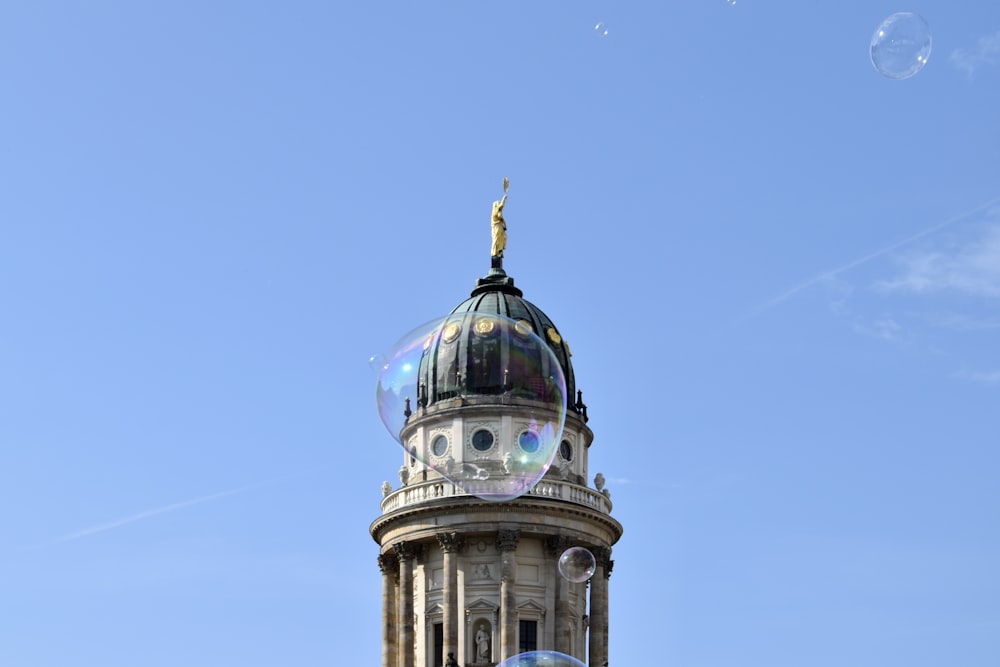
371;185;623;667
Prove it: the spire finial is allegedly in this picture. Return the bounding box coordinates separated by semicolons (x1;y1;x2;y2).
490;177;509;262
473;177;520;295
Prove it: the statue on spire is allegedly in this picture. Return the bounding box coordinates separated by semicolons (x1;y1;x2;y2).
490;177;509;259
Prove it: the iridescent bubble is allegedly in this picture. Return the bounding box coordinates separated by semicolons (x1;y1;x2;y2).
497;651;586;667
374;313;567;502
594;22;608;37
870;12;932;80
558;547;596;583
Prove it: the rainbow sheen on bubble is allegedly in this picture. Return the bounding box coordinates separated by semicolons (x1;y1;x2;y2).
558;546;596;583
374;313;567;502
870;12;932;80
373;316;442;443
497;651;586;667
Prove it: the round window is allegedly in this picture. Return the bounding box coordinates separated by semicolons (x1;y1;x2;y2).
471;430;494;452
560;440;573;462
518;431;540;453
431;435;448;457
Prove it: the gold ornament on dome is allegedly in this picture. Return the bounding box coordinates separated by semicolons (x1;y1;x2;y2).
474;317;496;336
546;328;562;345
490;177;509;258
514;319;533;336
442;322;461;343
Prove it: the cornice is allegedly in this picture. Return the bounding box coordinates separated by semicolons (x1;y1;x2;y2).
369;496;624;546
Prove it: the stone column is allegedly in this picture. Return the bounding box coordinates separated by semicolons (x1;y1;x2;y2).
496;529;520;662
587;547;610;667
437;532;463;666
603;558;613;665
395;541;418;667
378;553;399;667
545;536;572;655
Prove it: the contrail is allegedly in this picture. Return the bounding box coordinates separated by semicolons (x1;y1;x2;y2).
755;194;1000;313
28;476;291;549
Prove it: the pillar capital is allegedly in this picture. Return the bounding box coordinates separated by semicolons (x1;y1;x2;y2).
394;540;420;562
591;546;612;569
436;531;465;553
544;535;572;557
377;553;397;575
495;529;520;553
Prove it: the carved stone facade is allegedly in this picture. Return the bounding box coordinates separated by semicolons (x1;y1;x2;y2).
375;525;612;667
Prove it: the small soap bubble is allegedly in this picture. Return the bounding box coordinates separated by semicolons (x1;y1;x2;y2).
373;313;567;502
870;12;932;80
594;22;608;37
498;651;587;667
558;546;596;583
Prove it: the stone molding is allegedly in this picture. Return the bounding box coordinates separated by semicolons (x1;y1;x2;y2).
371;498;623;549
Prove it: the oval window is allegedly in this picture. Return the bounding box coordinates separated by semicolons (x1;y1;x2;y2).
560;440;573;462
471;430;494;452
518;431;540;453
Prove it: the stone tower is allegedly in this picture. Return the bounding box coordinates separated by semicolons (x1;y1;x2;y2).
371;205;623;667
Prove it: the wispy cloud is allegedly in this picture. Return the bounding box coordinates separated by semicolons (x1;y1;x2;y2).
29;476;290;549
950;29;1000;79
923;312;1000;331
953;369;1000;385
875;225;1000;298
755;196;1000;313
601;476;635;486
852;316;903;342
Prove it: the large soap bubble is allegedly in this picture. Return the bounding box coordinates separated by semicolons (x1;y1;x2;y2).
870;12;932;80
374;313;567;502
558;546;596;583
498;652;586;667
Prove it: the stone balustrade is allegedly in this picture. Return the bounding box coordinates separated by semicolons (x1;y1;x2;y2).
380;477;613;514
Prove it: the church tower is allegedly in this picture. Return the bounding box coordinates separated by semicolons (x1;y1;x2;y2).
371;183;623;667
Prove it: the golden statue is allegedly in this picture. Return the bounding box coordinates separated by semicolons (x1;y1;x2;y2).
490;177;509;258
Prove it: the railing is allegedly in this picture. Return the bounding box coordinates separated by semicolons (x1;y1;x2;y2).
380;478;612;515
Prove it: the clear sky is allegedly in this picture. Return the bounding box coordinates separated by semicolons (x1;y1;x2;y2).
1;1;998;666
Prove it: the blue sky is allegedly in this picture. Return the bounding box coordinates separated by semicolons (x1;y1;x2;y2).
1;1;998;665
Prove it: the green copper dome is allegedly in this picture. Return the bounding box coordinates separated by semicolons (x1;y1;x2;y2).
415;267;581;418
